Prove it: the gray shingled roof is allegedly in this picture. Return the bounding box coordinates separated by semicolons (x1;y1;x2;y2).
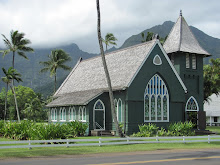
54;40;156;96
163;13;210;56
47;40;156;107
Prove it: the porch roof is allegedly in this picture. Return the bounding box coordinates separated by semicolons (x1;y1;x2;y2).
46;89;104;107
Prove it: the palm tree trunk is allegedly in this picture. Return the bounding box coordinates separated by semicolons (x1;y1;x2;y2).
4;84;8;122
12;51;15;69
11;82;20;122
96;0;123;137
54;69;57;93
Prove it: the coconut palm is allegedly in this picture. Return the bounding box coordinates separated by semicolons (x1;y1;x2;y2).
102;33;117;51
39;49;71;93
96;0;123;137
0;30;34;68
2;67;22;122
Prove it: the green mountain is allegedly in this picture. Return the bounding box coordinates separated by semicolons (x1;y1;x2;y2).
120;21;220;64
1;21;219;97
0;43;97;97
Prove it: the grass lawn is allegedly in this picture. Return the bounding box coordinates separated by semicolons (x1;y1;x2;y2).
1;137;220;159
207;126;220;134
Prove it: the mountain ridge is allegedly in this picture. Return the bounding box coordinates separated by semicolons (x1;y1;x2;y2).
0;20;219;97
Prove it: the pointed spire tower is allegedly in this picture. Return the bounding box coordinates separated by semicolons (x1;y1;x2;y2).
163;11;210;56
163;11;210;129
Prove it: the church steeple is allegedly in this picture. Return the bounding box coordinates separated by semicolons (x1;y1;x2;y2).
163;12;210;57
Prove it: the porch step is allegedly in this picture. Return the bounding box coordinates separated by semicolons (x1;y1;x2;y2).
91;130;116;136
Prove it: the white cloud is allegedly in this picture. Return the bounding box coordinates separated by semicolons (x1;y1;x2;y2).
0;0;219;53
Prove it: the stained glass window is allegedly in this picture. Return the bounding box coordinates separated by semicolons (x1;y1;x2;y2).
186;97;198;111
144;74;169;122
95;100;104;109
151;96;155;120
145;95;149;121
163;96;167;120
157;96;161;121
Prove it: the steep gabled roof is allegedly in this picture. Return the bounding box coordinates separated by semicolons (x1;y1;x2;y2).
54;40;156;97
163;12;210;56
48;39;187;106
47;89;103;107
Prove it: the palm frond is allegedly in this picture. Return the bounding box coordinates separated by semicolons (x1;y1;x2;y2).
40;67;50;73
17;51;28;59
58;64;71;70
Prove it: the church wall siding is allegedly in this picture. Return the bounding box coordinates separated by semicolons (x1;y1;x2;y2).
125;44;186;134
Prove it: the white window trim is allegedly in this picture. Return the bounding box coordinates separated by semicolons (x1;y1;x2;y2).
185;96;199;111
153;54;162;65
60;107;66;122
93;99;105;130
117;99;123;123
69;107;76;122
144;74;169;122
79;106;86;122
51;108;57;121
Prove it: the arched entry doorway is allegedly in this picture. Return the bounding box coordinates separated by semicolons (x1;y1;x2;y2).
93;100;105;130
185;96;199;128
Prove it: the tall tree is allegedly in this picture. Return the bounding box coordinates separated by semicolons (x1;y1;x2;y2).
141;32;167;45
0;30;34;69
102;33;117;51
39;49;71;93
96;0;123;137
203;58;220;103
2;67;22;122
141;32;154;43
1;73;10;120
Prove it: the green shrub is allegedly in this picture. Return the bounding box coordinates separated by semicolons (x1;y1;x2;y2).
133;121;195;137
133;123;158;137
0;120;88;140
168;121;195;136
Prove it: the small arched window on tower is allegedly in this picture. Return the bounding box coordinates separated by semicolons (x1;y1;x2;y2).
192;54;196;69
186;53;190;68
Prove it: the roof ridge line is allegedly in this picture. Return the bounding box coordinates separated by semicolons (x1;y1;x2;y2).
178;15;182;51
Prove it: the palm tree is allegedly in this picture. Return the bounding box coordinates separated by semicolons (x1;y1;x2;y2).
39;49;72;93
141;32;154;43
96;0;123;137
102;33;117;51
2;67;22;122
0;30;34;69
203;58;220;103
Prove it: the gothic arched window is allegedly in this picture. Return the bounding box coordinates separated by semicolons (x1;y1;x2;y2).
144;74;169;122
186;96;199;111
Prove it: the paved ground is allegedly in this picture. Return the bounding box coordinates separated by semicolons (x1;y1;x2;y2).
1;148;220;165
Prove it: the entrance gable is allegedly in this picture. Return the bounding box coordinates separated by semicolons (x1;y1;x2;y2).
128;40;187;94
128;40;187;102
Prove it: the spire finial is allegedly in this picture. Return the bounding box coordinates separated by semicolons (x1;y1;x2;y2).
180;10;182;16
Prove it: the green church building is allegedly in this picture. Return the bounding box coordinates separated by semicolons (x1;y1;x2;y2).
47;12;210;135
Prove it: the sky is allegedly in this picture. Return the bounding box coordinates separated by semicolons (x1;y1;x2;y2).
0;0;219;53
